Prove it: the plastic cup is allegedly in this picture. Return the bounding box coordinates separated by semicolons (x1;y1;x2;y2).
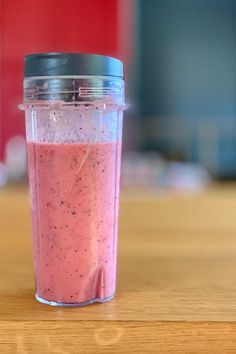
21;53;125;306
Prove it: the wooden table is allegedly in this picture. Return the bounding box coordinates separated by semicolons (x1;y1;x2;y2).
1;185;236;353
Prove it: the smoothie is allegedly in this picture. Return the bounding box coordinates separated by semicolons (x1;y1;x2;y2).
27;141;121;304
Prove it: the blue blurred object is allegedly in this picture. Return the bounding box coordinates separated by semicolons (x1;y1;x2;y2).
137;0;236;178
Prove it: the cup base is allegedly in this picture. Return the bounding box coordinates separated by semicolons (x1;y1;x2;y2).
35;293;115;307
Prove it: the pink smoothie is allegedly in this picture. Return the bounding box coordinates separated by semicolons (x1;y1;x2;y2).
27;141;121;304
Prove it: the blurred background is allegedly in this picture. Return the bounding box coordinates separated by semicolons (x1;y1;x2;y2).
1;0;236;192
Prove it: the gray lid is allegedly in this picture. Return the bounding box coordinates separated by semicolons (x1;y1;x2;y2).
24;52;123;78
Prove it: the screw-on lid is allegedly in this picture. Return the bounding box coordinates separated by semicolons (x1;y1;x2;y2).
24;53;123;78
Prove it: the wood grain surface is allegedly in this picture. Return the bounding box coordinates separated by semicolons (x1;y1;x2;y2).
1;185;236;353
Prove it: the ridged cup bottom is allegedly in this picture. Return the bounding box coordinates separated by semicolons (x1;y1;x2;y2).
35;293;115;307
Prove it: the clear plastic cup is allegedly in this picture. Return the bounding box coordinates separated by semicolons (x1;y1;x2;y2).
21;53;125;306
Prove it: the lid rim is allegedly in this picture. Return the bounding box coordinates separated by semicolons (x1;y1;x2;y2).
24;52;123;78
